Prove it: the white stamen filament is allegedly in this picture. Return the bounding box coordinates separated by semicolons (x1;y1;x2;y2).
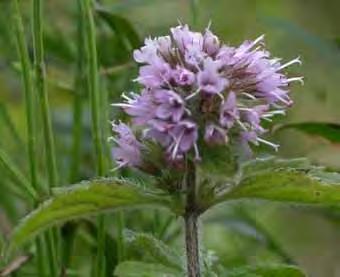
277;56;302;71
185;88;200;100
111;162;128;172
237;120;248;131
257;137;279;151
193;143;201;161
172;131;185;160
111;103;133;108
241;92;256;100
286;77;304;85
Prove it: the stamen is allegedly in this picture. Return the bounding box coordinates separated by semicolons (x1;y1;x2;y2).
111;103;133;108
172;131;184;160
257;137;279;151
237;120;248;131
278;56;302;71
286;77;304;85
241;92;256;100
185;88;200;100
193;143;201;161
111;162;127;172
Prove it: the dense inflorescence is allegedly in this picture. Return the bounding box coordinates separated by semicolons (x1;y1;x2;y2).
111;24;302;169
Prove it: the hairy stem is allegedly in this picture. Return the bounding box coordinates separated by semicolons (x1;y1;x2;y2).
185;161;201;277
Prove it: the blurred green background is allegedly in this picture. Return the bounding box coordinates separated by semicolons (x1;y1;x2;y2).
1;0;340;276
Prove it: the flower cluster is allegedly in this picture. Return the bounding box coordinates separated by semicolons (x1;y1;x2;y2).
111;24;302;169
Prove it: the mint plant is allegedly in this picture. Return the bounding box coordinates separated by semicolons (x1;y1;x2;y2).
4;1;340;277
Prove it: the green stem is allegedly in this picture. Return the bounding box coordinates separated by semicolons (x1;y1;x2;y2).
11;0;45;276
32;0;59;275
83;0;104;176
32;0;58;189
190;0;199;28
69;0;87;183
116;212;125;262
82;0;106;275
12;0;39;193
184;161;201;277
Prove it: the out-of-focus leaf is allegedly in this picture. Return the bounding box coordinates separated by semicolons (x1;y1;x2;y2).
8;178;174;251
44;28;76;62
95;5;141;50
276;122;340;144
125;230;183;270
260;16;340;66
114;261;182;277
225;264;306;277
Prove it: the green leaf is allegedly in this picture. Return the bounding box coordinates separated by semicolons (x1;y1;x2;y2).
240;156;310;178
219;169;340;206
8;178;174;251
124;230;183;270
95;5;141;50
114;261;182;277
225;264;306;277
276;122;340;144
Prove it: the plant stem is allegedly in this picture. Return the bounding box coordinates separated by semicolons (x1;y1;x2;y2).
82;0;106;276
33;0;58;189
11;0;45;275
190;0;199;28
12;0;39;194
32;0;59;275
184;161;201;277
69;0;87;183
84;0;104;176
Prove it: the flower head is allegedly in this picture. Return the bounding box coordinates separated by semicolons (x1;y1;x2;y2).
111;24;302;168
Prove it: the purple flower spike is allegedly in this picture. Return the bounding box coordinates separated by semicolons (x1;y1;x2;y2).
112;23;302;168
111;122;142;169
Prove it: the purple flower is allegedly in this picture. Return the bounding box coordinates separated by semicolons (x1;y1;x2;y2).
154;89;185;122
242;105;268;133
171;25;202;53
145;119;174;147
220;91;239;128
204;124;227;144
116;90;155;125
133;38;159;64
137;59;172;88
173;66;195;86
111;122;143;168
197;58;228;95
203;29;220;56
168;121;198;160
